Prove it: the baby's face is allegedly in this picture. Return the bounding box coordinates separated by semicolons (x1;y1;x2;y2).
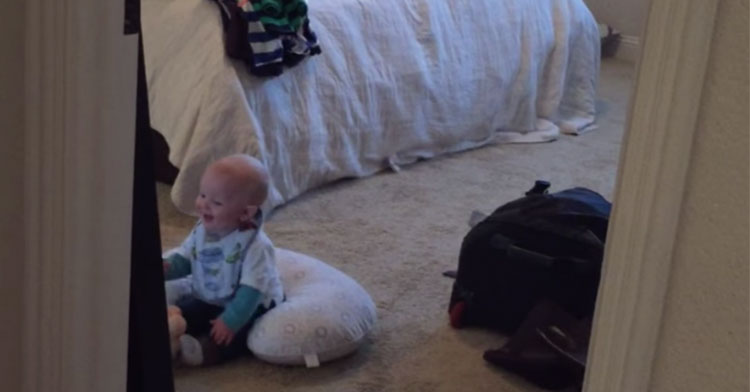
195;169;255;237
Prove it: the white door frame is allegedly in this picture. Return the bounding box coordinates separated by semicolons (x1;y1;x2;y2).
20;0;719;391
583;0;719;390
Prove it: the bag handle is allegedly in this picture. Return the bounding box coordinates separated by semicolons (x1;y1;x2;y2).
546;213;609;243
525;180;551;196
490;234;600;273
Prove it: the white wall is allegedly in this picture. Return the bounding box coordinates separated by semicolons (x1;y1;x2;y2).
584;0;650;62
0;1;25;390
648;0;749;390
583;0;650;37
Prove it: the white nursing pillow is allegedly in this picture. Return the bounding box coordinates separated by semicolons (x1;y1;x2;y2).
247;248;377;367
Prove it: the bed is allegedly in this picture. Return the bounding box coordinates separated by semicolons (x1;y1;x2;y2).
142;0;600;213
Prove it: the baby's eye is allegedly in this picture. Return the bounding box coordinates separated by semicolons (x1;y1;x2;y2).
199;194;206;199
212;201;223;206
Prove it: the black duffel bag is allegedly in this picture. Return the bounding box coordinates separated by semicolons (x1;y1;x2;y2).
448;181;611;334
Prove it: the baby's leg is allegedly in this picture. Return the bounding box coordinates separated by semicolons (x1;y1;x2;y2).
177;298;271;366
217;321;254;360
175;296;223;336
218;302;272;360
175;297;225;366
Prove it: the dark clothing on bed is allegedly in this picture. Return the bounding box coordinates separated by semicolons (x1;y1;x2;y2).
213;0;321;77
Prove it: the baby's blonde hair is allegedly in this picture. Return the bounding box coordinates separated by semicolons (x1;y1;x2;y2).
207;154;269;205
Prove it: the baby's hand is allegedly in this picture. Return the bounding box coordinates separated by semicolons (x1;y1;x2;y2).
210;318;235;346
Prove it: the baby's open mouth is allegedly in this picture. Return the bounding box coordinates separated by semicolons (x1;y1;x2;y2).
202;214;214;223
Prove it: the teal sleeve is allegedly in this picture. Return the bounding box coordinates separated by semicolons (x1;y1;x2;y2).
220;285;262;332
164;253;192;280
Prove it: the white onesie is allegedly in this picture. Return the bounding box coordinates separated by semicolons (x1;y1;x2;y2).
168;216;284;309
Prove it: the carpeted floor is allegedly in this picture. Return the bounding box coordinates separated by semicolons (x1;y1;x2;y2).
157;58;634;392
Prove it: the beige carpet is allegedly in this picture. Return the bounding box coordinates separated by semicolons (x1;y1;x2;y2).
158;58;634;392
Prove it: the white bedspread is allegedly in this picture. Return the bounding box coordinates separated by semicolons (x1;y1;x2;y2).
143;0;600;214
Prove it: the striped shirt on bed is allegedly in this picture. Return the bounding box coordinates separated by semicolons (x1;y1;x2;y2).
214;0;321;76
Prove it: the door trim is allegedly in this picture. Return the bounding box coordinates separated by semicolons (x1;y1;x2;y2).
583;0;719;390
23;0;139;390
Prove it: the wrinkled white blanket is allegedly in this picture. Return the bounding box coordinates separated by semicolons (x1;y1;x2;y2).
143;0;600;214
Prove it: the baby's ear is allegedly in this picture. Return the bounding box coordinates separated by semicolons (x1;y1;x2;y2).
242;204;259;222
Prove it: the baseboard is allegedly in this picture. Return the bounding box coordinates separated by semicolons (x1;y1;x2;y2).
615;34;641;63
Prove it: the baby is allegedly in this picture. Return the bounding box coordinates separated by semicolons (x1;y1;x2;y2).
163;154;284;366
